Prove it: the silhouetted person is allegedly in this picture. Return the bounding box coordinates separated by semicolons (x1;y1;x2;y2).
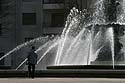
27;46;38;78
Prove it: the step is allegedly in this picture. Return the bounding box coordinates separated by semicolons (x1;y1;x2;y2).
0;69;125;78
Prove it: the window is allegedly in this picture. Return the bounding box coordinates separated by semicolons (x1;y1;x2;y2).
22;0;34;2
51;13;64;27
43;0;64;4
25;37;33;42
0;53;4;65
22;13;36;25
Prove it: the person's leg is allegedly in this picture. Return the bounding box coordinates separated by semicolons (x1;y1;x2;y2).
31;64;35;78
28;63;31;78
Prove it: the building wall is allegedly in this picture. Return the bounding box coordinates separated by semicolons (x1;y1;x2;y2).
0;0;16;66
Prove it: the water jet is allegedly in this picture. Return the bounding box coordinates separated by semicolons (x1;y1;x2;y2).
1;0;125;72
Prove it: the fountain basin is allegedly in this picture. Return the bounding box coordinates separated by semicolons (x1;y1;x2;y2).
45;65;125;78
47;64;125;70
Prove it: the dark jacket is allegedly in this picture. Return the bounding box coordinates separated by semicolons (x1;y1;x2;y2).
27;49;38;64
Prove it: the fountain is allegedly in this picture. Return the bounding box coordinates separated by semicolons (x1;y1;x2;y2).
54;0;125;67
1;0;125;70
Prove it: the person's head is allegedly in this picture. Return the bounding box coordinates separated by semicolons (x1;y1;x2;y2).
31;46;35;50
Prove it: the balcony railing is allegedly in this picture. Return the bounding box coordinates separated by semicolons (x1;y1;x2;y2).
43;0;64;4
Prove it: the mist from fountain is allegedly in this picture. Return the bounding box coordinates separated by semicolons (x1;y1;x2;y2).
0;36;49;61
15;36;60;70
55;0;125;67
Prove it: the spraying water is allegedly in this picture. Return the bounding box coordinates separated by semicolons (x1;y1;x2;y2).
15;36;60;70
0;36;49;61
1;0;125;70
106;27;115;68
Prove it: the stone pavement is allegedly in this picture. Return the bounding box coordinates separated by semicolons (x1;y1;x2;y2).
0;78;125;83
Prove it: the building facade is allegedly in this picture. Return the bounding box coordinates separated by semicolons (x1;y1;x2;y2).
0;0;93;68
0;0;16;67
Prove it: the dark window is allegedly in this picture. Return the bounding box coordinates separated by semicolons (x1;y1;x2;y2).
25;37;33;42
22;0;34;2
22;13;36;25
43;0;64;4
0;24;2;36
0;53;4;65
51;13;64;27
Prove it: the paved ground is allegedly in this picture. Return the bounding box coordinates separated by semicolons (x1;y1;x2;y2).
0;78;125;83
